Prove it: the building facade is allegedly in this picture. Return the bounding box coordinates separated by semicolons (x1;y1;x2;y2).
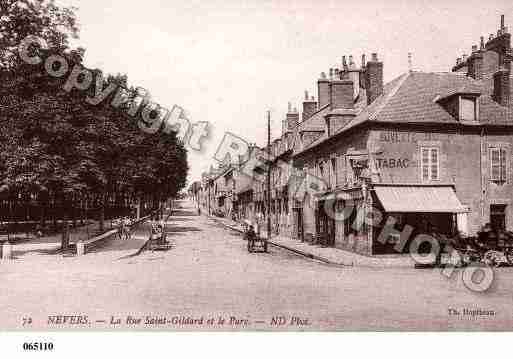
198;15;513;257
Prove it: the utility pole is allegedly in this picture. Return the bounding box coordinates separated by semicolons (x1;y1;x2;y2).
265;110;271;253
208;182;211;216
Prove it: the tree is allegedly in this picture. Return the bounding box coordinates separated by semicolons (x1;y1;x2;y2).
0;0;79;69
0;1;188;231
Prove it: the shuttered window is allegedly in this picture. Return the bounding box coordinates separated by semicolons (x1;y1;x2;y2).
331;158;337;188
460;97;477;121
338;155;345;186
490;148;507;182
421;147;440;181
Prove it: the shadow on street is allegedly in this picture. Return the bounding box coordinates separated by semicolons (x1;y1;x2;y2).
172;209;198;216
167;226;202;233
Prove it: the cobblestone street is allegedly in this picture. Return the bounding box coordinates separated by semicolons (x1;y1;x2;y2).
1;200;512;331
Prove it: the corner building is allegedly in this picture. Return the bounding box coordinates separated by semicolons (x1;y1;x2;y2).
290;16;513;255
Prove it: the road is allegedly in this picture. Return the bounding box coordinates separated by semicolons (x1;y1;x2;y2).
1;200;512;330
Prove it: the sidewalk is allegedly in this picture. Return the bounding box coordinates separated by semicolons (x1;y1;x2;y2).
209;215;415;268
8;220;98;252
10;212;157;255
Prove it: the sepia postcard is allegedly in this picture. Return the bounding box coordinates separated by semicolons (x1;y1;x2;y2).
2;1;513;345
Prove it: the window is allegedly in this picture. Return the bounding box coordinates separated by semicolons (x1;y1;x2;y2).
421;147;440;181
460;97;477;121
324;161;329;185
490;147;507;182
338;156;346;185
331;158;337;188
343;200;358;237
325;161;331;188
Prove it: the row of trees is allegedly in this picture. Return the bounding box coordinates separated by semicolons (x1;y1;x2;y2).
0;0;188;231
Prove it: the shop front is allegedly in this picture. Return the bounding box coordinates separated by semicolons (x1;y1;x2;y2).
316;188;367;251
371;184;468;255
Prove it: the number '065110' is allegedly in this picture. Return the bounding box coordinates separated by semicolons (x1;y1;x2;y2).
23;342;54;351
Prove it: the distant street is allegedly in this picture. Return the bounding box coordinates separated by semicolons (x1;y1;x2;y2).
1;200;512;330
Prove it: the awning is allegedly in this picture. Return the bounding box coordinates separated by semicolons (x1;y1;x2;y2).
373;185;467;213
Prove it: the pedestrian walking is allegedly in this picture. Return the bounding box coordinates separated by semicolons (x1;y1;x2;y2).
34;224;43;238
158;218;166;244
116;218;125;240
150;218;160;242
123;216;132;240
246;224;256;252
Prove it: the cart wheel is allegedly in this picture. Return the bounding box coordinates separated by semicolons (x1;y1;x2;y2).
507;255;513;266
492;259;501;268
484;252;500;268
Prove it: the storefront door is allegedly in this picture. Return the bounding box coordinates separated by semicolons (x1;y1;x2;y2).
490;204;506;231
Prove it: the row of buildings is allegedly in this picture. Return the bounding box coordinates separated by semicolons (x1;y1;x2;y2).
191;15;513;257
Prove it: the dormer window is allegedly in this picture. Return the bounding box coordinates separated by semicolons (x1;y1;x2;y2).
459;96;478;121
436;91;480;122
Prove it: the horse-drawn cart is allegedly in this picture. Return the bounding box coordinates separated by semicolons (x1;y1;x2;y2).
452;225;513;267
147;220;172;251
242;220;267;253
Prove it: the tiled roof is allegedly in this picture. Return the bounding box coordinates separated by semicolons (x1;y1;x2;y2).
372;72;480;124
296;74;409;154
298;104;329;132
358;71;513;126
297;71;513;156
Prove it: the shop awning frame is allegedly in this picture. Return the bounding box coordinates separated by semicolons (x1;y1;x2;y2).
373;183;467;213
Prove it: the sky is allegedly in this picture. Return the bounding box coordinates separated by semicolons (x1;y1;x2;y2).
59;0;513;185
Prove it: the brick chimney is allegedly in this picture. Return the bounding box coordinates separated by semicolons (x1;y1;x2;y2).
317;71;330;108
467;45;484;80
485;15;512;73
493;67;510;106
346;54;361;99
285;103;299;132
325;78;356;136
302;90;317;121
359;54;367;89
330;79;353;110
365;53;384;105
